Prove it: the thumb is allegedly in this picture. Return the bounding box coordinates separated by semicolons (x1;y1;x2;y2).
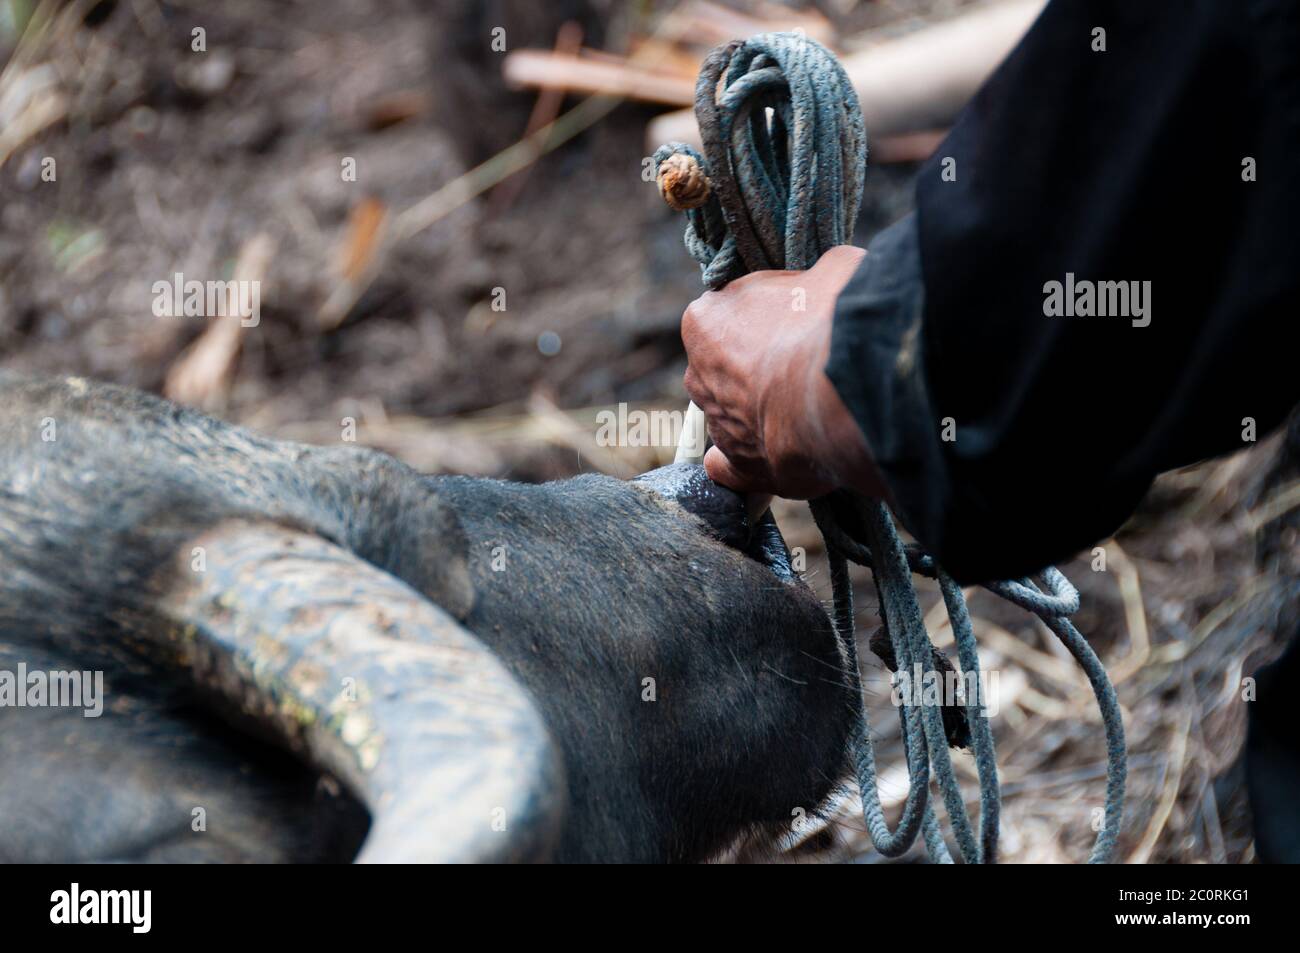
704;446;768;495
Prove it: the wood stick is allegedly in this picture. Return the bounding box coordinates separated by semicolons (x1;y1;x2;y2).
503;50;697;107
164;233;276;411
646;0;1046;150
489;20;586;216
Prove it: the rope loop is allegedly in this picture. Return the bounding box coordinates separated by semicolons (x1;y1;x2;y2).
654;32;864;289
985;567;1081;616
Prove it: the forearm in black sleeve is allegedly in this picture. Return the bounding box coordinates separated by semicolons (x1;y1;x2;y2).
826;0;1300;584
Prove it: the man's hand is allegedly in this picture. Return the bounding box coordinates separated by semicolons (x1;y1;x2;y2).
682;245;886;500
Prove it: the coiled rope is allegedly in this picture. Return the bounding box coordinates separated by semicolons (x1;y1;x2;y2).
652;32;1126;863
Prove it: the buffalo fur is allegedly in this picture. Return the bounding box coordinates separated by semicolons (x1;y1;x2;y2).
0;374;852;862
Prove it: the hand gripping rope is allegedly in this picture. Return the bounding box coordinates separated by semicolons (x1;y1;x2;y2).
652;33;1126;863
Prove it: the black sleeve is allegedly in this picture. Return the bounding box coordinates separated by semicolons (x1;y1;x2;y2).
825;0;1300;585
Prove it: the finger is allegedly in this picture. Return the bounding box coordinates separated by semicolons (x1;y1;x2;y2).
683;366;707;406
704;446;768;495
721;267;802;291
744;493;774;523
680;295;716;350
820;244;867;268
815;244;868;286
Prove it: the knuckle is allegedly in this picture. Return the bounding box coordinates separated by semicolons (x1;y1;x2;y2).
681;310;700;347
683;367;699;396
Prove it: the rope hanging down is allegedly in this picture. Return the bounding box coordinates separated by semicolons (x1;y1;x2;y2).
652;32;1127;863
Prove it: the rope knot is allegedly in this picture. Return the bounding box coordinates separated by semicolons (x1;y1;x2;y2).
657;152;711;210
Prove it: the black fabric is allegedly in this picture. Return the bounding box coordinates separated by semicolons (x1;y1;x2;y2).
826;0;1300;585
1247;623;1300;863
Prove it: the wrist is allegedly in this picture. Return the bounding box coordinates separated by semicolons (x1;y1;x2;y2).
812;368;886;497
801;304;889;500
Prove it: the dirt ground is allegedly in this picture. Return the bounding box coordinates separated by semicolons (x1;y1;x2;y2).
2;0;1296;863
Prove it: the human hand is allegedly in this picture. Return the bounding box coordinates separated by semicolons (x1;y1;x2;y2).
681;245;887;500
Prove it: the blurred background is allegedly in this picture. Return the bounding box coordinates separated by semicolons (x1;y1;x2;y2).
1;0;1296;863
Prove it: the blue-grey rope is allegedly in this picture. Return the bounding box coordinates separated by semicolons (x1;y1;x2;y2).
653;32;1127;863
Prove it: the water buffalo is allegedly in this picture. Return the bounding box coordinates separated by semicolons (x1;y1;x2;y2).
0;374;852;863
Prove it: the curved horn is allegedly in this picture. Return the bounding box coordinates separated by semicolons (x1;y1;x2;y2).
152;520;565;863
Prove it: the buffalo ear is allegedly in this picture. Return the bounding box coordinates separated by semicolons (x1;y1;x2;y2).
373;478;477;622
152;519;567;862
